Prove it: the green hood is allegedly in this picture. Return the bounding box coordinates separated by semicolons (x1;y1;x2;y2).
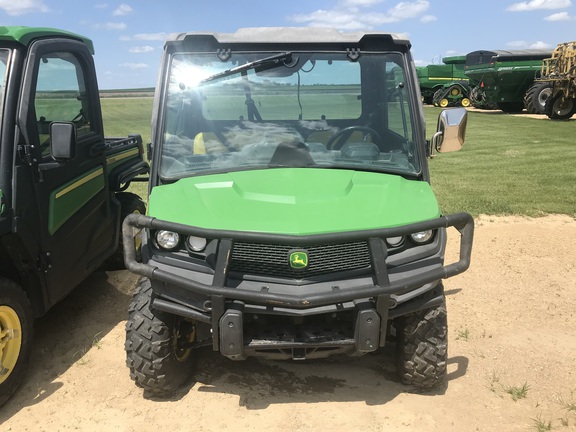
148;168;440;235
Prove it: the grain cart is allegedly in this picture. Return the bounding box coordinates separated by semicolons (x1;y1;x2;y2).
122;28;474;396
534;41;576;120
465;49;552;113
417;56;471;107
0;26;148;406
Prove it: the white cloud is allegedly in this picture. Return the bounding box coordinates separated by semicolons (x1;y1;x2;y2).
530;41;552;49
420;14;437;23
507;0;571;11
289;0;430;30
120;63;149;69
113;3;133;16
94;22;127;31
0;0;48;15
507;40;552;49
386;1;429;20
544;11;572;19
340;0;385;7
129;46;154;53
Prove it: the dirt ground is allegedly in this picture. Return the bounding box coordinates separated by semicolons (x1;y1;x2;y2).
1;215;575;432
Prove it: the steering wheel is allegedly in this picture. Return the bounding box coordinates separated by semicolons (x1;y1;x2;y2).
326;126;382;150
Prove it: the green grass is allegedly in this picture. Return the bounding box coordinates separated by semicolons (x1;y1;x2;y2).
532;415;553;432
100;97;154;146
503;381;530;401
426;106;576;217
100;97;576;218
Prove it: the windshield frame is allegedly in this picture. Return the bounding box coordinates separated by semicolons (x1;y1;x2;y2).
0;48;11;148
156;49;422;182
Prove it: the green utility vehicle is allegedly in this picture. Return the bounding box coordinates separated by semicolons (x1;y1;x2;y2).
417;56;471;107
0;27;148;405
465;49;552;113
122;28;474;395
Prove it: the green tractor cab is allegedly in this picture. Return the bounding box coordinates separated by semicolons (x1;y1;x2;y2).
417;56;471;107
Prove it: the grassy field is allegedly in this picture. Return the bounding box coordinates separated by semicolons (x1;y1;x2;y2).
100;97;576;218
425;107;576;217
101;97;154;145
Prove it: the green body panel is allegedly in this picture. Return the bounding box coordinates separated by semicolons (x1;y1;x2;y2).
148;169;440;235
48;166;105;234
0;26;94;53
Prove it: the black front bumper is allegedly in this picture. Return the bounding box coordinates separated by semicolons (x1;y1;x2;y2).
123;213;474;359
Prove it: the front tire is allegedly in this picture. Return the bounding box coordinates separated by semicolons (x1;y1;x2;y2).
0;279;33;406
125;278;195;395
395;295;448;390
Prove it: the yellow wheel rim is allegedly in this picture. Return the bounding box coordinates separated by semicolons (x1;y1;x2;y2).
0;305;22;385
440;99;449;108
450;87;461;96
461;98;471;107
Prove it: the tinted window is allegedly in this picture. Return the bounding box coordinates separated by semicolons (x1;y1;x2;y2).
35;52;94;158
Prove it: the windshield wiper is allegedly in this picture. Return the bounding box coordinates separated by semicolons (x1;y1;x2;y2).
201;52;293;84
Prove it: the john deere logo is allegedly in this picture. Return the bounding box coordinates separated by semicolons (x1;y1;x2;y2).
289;251;308;269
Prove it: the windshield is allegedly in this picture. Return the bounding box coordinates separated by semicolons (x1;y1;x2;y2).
0;49;10;147
159;51;418;180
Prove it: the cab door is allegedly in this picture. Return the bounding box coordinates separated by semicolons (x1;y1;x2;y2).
16;38;116;305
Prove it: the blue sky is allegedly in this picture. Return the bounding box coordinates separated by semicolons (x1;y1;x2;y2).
1;0;574;89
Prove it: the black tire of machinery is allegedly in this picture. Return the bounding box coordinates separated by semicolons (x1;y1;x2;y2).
524;82;553;115
545;93;576;120
125;278;194;395
395;296;448;390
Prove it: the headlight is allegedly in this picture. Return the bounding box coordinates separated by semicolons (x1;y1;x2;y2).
186;236;207;252
410;230;434;244
155;230;181;250
385;236;404;247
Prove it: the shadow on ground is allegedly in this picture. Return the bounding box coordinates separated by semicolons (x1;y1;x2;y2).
0;270;139;421
146;342;468;409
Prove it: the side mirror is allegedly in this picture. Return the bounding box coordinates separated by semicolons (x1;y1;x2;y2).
431;108;467;154
50;122;77;160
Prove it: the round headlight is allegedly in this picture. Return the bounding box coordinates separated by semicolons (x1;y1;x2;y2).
385;236;404;247
155;230;181;250
410;230;434;244
187;236;207;252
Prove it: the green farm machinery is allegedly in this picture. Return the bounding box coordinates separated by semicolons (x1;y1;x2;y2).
465;49;552;113
417;56;471;107
532;41;576;120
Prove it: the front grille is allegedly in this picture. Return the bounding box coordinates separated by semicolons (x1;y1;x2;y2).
229;241;371;279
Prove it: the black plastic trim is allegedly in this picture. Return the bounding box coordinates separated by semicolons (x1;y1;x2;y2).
123;212;473;309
